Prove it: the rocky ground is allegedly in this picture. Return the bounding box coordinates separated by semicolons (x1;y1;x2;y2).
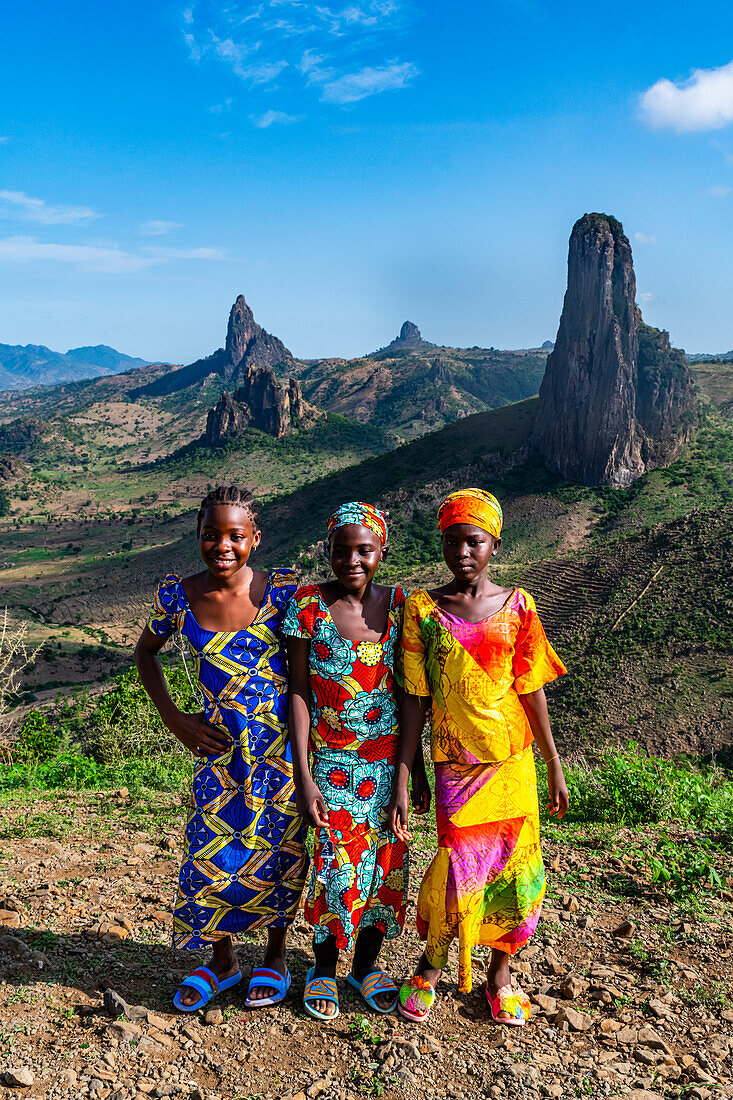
0;789;731;1100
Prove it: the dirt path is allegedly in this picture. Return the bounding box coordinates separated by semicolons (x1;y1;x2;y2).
0;791;731;1100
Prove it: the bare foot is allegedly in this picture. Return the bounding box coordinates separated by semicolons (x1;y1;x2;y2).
486;956;513;1020
178;938;239;1008
247;952;287;1003
306;962;338;1018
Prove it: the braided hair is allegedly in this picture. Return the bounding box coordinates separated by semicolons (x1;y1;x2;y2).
197;485;260;534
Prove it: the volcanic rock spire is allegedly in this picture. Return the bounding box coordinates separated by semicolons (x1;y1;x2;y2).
535;213;695;487
224;294;293;379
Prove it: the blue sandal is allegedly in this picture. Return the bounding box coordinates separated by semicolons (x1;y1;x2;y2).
173;966;242;1012
347;969;398;1014
245;966;292;1008
303;966;340;1021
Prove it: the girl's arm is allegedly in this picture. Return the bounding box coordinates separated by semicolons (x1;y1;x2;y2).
134;627;231;757
286;637;328;829
387;692;430;842
519;687;569;819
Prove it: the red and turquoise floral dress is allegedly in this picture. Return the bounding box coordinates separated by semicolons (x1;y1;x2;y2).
283;584;408;949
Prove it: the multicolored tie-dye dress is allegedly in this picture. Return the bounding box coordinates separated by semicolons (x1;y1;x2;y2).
399;587;566;992
283;585;408;950
147;571;309;949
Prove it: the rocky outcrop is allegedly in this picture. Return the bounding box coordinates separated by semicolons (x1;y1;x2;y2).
535;213;696;487
204;391;250;446
133;293;293;399
203;368;321;446
376;321;435;356
224;295;293;381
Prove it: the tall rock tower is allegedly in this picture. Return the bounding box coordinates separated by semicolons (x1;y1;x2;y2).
535;214;696;487
224;294;293;381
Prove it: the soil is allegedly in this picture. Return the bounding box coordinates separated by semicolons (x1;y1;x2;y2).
0;792;731;1100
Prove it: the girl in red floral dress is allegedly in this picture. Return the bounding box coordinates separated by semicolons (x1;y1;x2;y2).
285;502;429;1020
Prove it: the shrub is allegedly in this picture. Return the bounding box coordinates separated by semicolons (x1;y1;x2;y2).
15;710;64;763
88;663;199;763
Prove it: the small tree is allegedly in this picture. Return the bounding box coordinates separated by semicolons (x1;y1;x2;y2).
0;609;41;737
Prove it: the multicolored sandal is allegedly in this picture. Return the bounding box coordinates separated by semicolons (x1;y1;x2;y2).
172;966;242;1012
486;983;530;1026
346;969;398;1014
397;975;436;1022
244;966;292;1008
303;966;340;1021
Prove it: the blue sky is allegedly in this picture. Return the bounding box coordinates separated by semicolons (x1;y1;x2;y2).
2;0;733;362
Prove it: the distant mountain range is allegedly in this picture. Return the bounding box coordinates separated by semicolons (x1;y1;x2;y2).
0;343;152;390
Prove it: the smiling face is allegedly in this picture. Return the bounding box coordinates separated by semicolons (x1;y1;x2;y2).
441;522;500;582
328;523;385;593
197;502;261;578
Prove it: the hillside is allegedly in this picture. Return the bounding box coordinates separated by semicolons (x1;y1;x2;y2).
0;307;547;447
285;321;547;441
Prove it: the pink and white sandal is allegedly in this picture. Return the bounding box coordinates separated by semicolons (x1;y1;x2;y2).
398;975;436;1022
486;983;530;1026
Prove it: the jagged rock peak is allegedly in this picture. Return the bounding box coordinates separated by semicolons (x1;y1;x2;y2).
534;213;696;488
375;320;435;356
224;294;293;377
203;367;321;446
398;321;422;343
204;391;250;447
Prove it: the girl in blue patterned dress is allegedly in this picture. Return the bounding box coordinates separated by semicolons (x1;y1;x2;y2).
135;485;308;1011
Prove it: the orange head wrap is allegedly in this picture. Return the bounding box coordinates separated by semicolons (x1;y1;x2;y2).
436;488;503;539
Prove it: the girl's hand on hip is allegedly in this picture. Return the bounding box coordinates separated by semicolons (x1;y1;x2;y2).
546;759;569;819
297;779;330;829
410;766;431;815
170;711;232;758
387;786;412;843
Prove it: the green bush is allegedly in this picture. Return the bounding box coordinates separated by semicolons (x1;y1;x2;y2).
538;743;733;841
89;664;199;763
15;710;64;763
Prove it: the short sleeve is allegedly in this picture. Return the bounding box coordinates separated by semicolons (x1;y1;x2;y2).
512;590;567;694
397;592;431;697
146;574;185;639
282;588;315;640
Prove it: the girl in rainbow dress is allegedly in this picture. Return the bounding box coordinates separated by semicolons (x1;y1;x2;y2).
135;485;308;1012
285;502;429;1021
389;488;569;1024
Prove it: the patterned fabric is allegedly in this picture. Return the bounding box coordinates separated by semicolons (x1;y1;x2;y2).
282;585;406;764
417;749;546;992
398;587;565;993
147;571;309;949
398;587;566;765
436;487;503;537
283;584;407;949
306;748;408;949
327;501;389;544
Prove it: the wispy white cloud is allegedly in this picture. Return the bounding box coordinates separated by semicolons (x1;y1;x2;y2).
708;183;731;198
634;231;657;245
184;0;417;112
0;236;226;274
639;291;655;302
139;220;185;236
208;97;233;114
0;190;101;225
319;60;417;103
639;60;733;132
252;109;301;127
141;245;226;260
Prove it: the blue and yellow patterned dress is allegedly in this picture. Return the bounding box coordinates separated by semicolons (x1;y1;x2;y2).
147;570;309;949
